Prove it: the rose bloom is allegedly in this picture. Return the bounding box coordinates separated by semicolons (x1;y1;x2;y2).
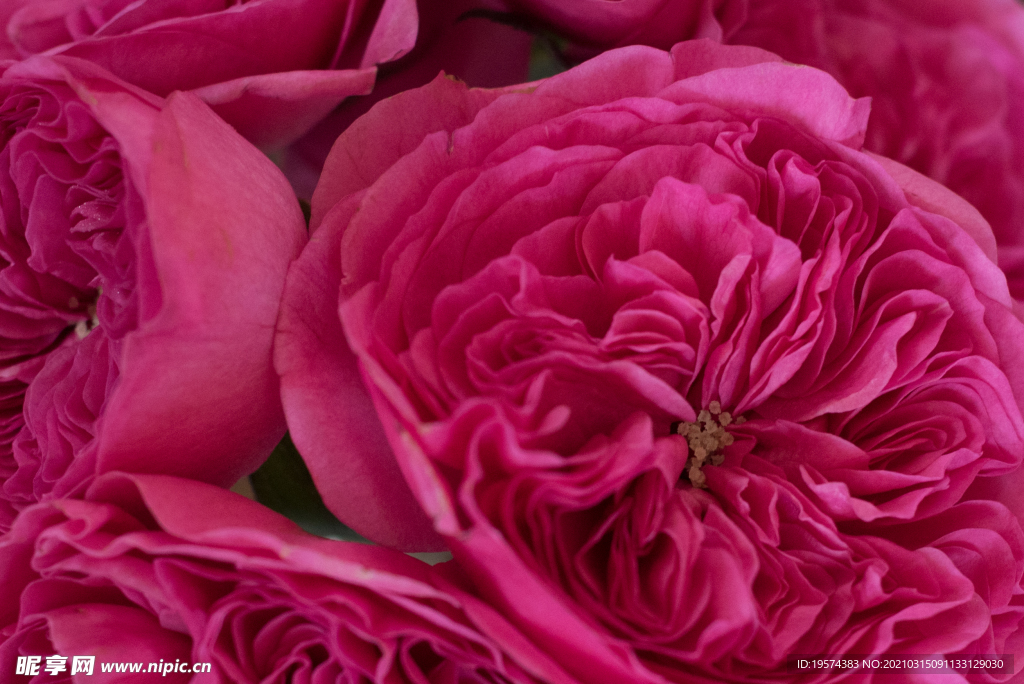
476;0;1024;305
0;473;574;683
0;0;420;148
0;56;305;531
277;41;1024;681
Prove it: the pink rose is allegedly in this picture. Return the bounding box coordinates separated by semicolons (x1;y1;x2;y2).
476;0;1024;303
0;56;305;530
278;41;1024;680
0;472;575;683
0;0;420;148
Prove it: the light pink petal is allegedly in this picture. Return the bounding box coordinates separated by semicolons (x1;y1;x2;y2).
533;44;676;105
359;0;418;68
661;61;871;147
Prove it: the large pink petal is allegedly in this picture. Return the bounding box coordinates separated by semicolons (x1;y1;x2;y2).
191;68;377;149
310;74;504;230
51;0;351;94
97;91;306;487
276;198;444;551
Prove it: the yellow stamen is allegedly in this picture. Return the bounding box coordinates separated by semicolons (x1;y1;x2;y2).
675;403;742;488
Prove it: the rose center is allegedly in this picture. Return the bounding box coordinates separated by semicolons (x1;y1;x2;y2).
675;401;744;488
66;291;100;339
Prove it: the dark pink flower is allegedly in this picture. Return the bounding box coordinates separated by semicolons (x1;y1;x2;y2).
0;472;575;683
278;41;1024;680
477;0;1024;303
0;0;420;148
0;56;305;530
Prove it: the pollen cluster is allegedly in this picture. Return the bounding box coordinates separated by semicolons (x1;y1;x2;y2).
676;401;744;488
73;299;100;339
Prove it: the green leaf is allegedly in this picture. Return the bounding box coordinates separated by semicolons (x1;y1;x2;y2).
528;34;571;81
250;433;369;542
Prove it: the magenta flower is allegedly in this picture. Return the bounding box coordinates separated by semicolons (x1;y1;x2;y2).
0;0;420;147
0;472;575;683
477;0;1024;303
278;41;1024;680
0;56;306;530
